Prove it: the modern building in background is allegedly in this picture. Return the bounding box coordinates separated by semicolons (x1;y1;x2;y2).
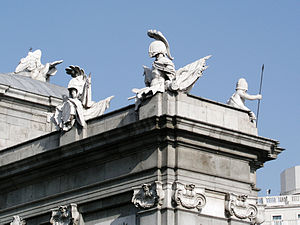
258;166;300;225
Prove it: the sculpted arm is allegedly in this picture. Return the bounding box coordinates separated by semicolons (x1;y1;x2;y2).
238;91;262;100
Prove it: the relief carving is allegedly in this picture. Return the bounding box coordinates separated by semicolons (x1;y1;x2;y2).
225;193;265;224
132;181;164;209
173;182;206;211
50;204;83;225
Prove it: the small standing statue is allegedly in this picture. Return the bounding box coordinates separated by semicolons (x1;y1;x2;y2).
130;30;211;109
227;78;262;122
15;49;63;82
10;216;26;225
52;66;114;131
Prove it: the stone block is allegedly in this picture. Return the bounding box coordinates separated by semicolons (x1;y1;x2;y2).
0;122;9;140
0;113;7;123
0;139;7;149
32;114;47;123
224;109;239;131
9;124;29;142
176;101;191;118
177;147;250;183
30;121;46;132
207;108;224;127
59;125;87;146
139;211;159;225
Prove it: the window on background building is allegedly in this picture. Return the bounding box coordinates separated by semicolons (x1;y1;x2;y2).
272;215;282;225
298;214;300;219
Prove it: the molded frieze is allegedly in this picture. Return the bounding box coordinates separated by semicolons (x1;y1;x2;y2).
225;193;265;224
10;216;26;225
50;204;83;225
132;181;164;209
173;182;206;211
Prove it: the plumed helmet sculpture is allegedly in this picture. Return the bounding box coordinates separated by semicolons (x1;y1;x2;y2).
147;29;173;60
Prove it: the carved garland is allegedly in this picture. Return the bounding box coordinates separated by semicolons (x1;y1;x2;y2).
173;182;206;211
132;181;164;209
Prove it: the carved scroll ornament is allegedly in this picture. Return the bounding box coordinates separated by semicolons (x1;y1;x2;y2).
225;193;265;224
173;182;206;211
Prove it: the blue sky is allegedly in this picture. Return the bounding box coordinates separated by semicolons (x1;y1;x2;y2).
0;1;299;196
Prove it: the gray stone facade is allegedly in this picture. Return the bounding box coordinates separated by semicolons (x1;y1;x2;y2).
0;92;283;225
0;73;67;149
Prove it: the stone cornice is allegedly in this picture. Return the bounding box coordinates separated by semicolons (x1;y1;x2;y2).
0;84;63;108
0;114;282;182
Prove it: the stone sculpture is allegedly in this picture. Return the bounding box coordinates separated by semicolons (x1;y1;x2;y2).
172;182;206;211
15;49;63;82
50;204;83;225
225;193;265;225
52;65;114;131
10;216;26;225
227;78;262;122
130;30;211;109
132;181;164;209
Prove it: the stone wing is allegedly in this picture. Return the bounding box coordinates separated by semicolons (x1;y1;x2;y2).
174;55;211;93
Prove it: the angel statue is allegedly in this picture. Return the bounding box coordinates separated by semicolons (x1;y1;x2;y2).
52;66;114;131
129;29;211;109
15;49;63;82
227;78;262;122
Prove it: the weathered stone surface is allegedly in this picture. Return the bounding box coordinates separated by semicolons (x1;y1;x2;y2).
139;92;258;135
50;204;83;225
10;216;26;225
225;193;265;224
132;181;164;209
172;182;206;211
0;73;67;150
0;92;283;225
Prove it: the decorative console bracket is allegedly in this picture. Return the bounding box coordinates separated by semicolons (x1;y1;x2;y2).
225;193;265;224
173;182;206;211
